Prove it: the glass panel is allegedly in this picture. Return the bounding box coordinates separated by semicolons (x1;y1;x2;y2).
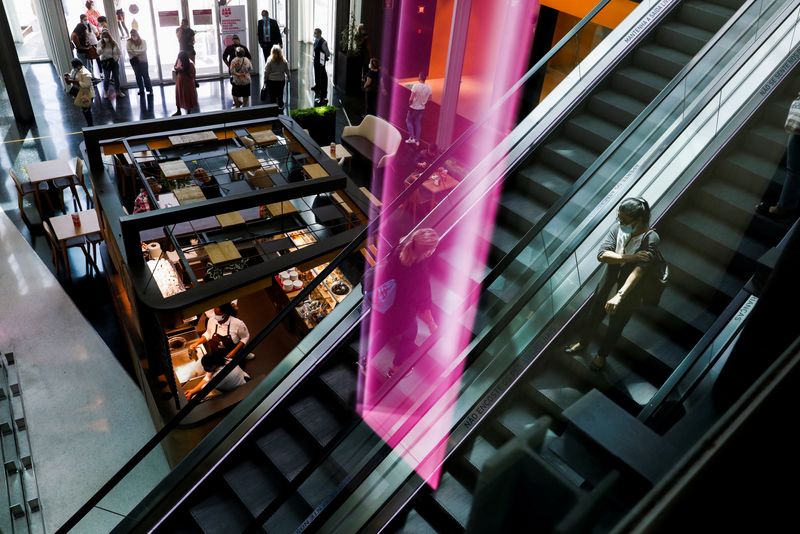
120;1;161;83
190;0;222;77
6;0;48;61
154;0;182;79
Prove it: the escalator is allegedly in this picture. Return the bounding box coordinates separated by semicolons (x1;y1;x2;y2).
378;43;800;534
60;0;795;532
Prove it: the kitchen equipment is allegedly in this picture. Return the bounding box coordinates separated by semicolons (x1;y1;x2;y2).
330;281;350;296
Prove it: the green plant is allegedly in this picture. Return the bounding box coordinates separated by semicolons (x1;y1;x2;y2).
339;13;360;57
290;105;336;120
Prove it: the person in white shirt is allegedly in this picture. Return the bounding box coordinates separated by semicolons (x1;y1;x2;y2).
405;72;432;146
98;29;125;97
184;350;250;400
188;302;251;362
126;29;152;95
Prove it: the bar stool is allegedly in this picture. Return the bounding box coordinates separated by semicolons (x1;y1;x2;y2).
9;169;50;224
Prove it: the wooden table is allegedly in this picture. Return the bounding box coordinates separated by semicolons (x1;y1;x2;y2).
169;131;217;146
228;149;261;172
25;159;75;184
49;209;101;279
320;144;352;164
204;241;241;264
160;160;191;180
264;201;298;218
216;212;246;227
422;174;459;208
302;163;328;180
157;192;180;209
173;185;205;204
247;129;279;146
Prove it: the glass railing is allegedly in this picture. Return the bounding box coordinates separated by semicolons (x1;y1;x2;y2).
321;4;800;531
60;1;631;530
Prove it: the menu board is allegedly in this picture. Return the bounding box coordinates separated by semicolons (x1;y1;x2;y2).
193;9;213;26
158;10;180;27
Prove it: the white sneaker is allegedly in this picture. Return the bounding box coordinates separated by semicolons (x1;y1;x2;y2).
245;353;255;360
405;138;415;144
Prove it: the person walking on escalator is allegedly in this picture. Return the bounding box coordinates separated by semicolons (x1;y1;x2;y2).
563;198;661;371
757;94;800;218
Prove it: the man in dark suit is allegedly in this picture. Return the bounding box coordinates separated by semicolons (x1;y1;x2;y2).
257;10;283;62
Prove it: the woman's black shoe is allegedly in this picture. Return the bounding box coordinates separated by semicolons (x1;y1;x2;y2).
563;342;584;354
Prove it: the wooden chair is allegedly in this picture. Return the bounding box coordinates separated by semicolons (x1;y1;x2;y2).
9;169;50;224
74;158;92;207
42;219;92;279
52;160;83;212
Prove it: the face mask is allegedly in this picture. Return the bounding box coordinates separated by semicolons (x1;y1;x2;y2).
214;314;226;323
619;223;635;235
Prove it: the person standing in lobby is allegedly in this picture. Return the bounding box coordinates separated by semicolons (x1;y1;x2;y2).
176;18;196;60
64;59;96;126
98;30;125;98
363;57;381;116
229;48;253;108
264;45;290;111
173;51;198;116
126;29;152;96
312;28;331;106
257;11;283;62
405;72;432;146
222;34;251;69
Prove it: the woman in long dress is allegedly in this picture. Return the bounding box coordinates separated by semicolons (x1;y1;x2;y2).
173;50;198;116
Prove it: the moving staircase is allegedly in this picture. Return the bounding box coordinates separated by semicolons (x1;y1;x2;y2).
382;48;799;534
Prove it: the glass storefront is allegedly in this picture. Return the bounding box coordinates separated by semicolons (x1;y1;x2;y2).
5;0;48;62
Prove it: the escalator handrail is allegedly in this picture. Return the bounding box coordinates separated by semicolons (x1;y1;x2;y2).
57;2;616;531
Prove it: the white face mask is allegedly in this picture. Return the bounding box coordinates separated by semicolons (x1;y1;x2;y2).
214;314;226;323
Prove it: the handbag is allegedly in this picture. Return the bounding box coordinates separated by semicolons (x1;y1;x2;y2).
639;231;668;306
260;83;269;102
74;90;93;108
68;85;80;97
785;96;800;134
171;69;178;83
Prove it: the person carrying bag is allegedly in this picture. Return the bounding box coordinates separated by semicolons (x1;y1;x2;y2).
64;59;95;126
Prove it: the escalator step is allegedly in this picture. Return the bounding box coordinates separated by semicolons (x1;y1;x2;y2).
256;427;313;482
319;365;357;407
678;1;735;33
546;431;615;489
330;423;383;474
297;458;343;509
223;461;281;517
527;365;588;413
538;138;598;179
622;315;693;371
189;494;252;534
563;113;624;154
652;285;717;334
399;509;438;534
720;153;776;193
655;21;714;55
514;162;573;206
492;403;541;440
633;44;692;80
670;209;767;263
498;192;547;231
744;125;789;161
588;91;647;128
611;66;670;103
491;223;523;257
288;395;344;448
663;243;742;299
430;472;473;530
264;494;311;534
461;435;498;475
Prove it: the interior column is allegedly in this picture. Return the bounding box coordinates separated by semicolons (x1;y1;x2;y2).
0;0;35;122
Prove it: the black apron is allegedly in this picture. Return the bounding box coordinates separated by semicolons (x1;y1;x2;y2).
206;319;236;358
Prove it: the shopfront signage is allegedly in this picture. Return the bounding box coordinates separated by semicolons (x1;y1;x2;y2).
193;9;213;26
219;5;247;49
158;10;180;27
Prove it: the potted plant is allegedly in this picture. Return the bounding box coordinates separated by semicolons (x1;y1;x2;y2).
290;105;337;145
335;13;365;95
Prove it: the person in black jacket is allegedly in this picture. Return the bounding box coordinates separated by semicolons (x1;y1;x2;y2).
563;198;660;370
257;10;283;62
222;34;251;68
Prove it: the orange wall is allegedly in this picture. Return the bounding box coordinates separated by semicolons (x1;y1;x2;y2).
428;0;454;79
542;0;637;28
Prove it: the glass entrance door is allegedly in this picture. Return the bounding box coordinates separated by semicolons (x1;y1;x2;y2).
189;0;222;78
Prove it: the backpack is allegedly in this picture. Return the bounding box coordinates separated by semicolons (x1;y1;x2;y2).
640;231;668;306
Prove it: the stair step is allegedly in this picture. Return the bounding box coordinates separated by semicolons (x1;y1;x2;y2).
563;113;624;155
621;315;692;372
223;461;280;517
264;495;311;534
655;21;714;55
678;1;735;33
297;458;344;509
256;427;313;482
498;191;548;232
492;403;541;441
514;162;574;206
538;138;598;180
461;435;499;476
664;243;743;300
319;365;357;407
189;494;252;534
528;364;588;413
288;395;344;448
429;472;473;530
633;44;692;80
400;509;438;533
611;66;670;103
588;91;647;128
